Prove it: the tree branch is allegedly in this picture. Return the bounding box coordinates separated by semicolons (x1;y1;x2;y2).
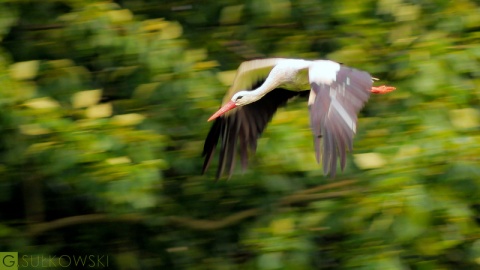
27;180;358;235
168;208;260;230
28;214;143;237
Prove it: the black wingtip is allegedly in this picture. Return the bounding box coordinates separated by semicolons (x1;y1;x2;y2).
202;118;222;175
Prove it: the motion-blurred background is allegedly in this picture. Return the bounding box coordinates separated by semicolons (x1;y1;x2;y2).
0;0;479;269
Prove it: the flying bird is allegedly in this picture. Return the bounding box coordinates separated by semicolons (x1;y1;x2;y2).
202;58;395;179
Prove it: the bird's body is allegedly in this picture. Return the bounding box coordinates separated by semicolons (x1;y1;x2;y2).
203;58;395;179
263;59;311;90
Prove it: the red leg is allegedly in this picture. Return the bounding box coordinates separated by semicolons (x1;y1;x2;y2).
371;85;396;94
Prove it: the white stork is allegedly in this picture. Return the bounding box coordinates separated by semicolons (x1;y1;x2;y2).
202;58;395;179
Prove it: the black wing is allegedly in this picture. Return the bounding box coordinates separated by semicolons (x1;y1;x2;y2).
309;65;372;177
202;88;308;179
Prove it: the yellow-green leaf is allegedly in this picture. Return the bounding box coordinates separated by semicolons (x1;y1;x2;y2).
10;60;39;80
24;97;60;109
354;153;387;169
72;89;102;108
85;103;112;118
111;113;145;126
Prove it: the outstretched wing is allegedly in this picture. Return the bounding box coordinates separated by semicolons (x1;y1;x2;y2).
308;61;373;177
203;88;307;179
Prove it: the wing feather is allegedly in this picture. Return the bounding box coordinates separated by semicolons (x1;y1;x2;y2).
203;88;307;179
309;63;373;177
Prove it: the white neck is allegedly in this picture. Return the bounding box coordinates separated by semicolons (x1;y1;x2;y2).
249;71;283;100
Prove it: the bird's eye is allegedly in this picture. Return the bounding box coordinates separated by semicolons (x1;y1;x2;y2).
236;96;243;100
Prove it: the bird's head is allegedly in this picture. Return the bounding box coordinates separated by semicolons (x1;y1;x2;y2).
231;91;259;106
208;91;257;121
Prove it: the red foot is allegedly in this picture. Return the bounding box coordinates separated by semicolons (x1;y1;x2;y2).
371;85;396;94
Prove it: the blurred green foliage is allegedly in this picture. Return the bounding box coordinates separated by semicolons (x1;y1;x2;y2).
0;0;479;269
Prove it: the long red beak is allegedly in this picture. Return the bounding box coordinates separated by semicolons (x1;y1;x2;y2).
208;101;237;121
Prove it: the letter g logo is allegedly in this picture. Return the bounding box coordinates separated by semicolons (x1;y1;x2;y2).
0;252;18;270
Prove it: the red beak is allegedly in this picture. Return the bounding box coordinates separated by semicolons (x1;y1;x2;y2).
208;101;237;121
